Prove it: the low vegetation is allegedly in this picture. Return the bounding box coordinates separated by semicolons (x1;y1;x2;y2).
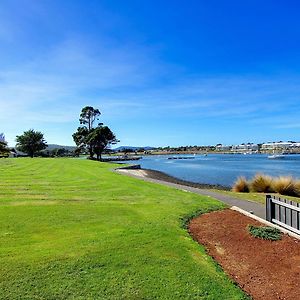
0;133;10;158
233;173;300;197
0;158;247;299
251;173;274;193
272;176;298;196
248;225;282;241
232;177;249;193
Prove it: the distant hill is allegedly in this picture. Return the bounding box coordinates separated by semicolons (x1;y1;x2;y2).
113;146;156;151
46;144;77;151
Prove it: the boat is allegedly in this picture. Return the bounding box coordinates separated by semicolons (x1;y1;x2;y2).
268;154;286;159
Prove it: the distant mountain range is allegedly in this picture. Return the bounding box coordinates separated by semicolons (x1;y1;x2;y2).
46;144;77;151
45;144;156;152
113;146;156;151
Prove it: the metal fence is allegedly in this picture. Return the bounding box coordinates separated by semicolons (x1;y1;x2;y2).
266;195;300;235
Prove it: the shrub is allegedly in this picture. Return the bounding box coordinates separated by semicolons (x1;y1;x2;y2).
272;176;298;196
232;177;249;192
293;180;300;197
250;173;275;193
248;225;282;241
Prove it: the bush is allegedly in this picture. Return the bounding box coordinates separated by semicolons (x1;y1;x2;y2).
294;180;300;196
232;177;249;192
250;173;274;193
248;225;282;241
272;176;298;196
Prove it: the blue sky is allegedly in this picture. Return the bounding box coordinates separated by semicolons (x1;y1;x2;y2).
1;0;300;147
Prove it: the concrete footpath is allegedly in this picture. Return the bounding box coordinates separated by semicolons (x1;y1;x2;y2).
116;169;266;219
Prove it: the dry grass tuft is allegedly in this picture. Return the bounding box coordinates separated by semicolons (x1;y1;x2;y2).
232;177;249;193
272;176;298;196
294;180;300;197
250;173;275;193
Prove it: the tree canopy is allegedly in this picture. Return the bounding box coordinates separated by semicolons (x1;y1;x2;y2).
73;106;118;160
79;106;101;131
86;126;118;160
16;129;47;158
0;133;10;157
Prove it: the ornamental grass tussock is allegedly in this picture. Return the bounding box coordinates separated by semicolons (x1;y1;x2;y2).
232;176;249;193
232;173;300;197
272;176;298;196
250;173;274;193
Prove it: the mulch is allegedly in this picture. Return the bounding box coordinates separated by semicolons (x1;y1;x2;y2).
189;209;300;300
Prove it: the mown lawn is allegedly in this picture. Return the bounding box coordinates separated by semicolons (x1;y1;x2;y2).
0;158;248;299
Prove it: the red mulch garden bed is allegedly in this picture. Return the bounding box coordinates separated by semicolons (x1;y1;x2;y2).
189;209;300;300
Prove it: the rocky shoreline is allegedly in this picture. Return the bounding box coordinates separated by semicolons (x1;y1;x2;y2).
117;165;231;191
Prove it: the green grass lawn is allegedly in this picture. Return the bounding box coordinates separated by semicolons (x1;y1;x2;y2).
0;158;248;299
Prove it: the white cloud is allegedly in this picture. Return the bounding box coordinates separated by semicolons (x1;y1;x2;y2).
1;28;300;145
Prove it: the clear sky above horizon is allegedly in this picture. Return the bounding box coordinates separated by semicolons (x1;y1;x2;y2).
1;0;300;147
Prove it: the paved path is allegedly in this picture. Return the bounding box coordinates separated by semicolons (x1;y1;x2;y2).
116;169;266;219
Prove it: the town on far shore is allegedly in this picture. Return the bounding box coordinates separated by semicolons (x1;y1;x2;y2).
131;141;300;155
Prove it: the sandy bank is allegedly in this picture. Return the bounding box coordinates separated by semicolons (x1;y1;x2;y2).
117;167;230;191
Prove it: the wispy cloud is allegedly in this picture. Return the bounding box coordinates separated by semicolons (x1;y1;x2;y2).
1;1;300;146
99;75;300;121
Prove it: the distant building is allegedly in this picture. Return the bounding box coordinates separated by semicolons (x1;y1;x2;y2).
215;144;232;151
261;142;293;151
231;143;258;153
9;149;28;158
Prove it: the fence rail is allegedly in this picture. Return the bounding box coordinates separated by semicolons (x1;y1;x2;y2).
266;195;300;235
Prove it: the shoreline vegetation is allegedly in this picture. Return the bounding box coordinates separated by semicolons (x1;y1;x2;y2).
108;149;300;156
233;174;300;197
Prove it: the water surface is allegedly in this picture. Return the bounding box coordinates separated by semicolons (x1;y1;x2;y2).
122;154;300;187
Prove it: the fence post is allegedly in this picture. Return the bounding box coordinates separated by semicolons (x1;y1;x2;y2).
266;195;272;222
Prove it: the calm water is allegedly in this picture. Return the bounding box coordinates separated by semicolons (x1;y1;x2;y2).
121;154;300;187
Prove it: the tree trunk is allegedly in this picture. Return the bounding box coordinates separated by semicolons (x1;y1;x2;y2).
88;147;94;159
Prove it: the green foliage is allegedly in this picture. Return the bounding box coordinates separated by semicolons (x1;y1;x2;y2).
248;225;282;241
73;106;118;160
0;133;9;157
180;207;225;229
0;158;247;299
0;142;9;157
15;129;47;157
72;126;89;148
86;126;118;160
79;106;101;130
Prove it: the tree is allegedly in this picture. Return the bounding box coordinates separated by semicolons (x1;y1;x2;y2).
0;133;10;157
73;107;101;158
16;129;47;158
73;106;118;160
73;126;89;155
86;126;118;160
80;106;101;130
